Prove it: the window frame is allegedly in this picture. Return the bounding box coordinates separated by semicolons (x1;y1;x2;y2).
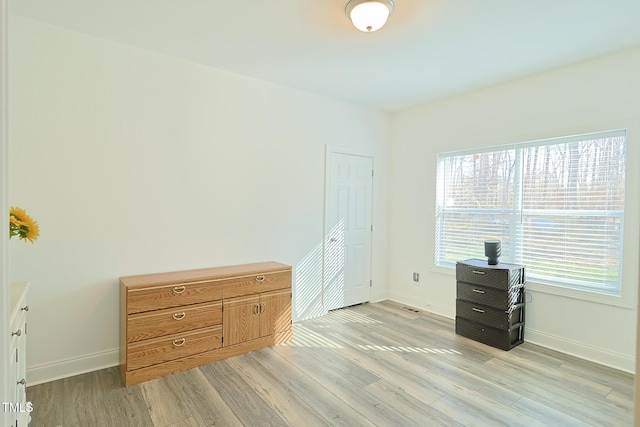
434;129;632;306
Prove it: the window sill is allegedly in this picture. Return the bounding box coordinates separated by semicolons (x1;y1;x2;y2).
525;280;634;309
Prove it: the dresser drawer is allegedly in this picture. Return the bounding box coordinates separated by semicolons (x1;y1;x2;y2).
456;299;524;330
127;301;222;343
222;270;291;299
127;325;223;371
125;280;223;314
456;260;524;290
456;281;523;310
455;316;524;351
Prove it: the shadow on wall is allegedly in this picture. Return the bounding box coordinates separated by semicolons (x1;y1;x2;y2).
324;218;346;311
294;238;324;322
294;219;346;321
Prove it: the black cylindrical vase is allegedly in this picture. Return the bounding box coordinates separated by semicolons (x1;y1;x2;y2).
484;240;501;265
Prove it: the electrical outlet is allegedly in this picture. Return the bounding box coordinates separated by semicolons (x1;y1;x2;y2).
413;272;419;283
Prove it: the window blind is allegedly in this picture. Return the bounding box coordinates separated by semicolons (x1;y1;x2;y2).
435;129;626;296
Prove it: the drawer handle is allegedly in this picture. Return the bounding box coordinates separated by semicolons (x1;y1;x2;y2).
173;286;186;294
255;275;266;283
172;338;186;347
472;289;485;294
260;303;266;313
21;305;29;312
472;270;486;275
11;329;21;337
172;312;186;321
472;308;485;313
254;303;260;315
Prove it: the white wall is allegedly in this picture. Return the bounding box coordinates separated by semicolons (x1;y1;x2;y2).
8;17;391;384
389;47;640;372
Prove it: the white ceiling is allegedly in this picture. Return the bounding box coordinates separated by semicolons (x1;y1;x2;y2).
9;0;640;112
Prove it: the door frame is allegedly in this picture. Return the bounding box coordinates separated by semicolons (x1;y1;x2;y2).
1;1;10;423
0;0;10;426
323;144;374;312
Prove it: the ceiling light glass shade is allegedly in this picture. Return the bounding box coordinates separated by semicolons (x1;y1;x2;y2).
345;0;396;32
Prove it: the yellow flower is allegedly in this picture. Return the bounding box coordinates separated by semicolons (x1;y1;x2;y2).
9;206;40;243
9;215;24;227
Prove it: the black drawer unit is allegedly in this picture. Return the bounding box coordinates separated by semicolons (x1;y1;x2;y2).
455;258;525;351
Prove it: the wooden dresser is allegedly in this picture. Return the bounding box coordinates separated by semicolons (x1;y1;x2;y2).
455;258;525;351
120;261;292;386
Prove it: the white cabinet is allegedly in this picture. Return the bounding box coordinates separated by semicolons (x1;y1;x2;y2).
9;282;30;427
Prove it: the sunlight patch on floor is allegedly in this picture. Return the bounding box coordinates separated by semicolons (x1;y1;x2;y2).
312;308;382;324
280;324;344;348
355;344;461;354
282;322;462;356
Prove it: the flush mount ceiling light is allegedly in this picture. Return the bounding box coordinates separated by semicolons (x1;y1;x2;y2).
345;0;396;32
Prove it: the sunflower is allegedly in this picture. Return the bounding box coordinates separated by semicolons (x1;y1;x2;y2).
9;206;40;243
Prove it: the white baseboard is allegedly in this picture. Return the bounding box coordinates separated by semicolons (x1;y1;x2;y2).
524;328;635;374
387;292;455;320
386;296;634;374
27;348;119;386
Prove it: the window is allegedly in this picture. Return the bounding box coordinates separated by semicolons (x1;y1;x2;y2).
435;129;627;296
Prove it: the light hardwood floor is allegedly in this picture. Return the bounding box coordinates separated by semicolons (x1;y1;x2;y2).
27;300;634;426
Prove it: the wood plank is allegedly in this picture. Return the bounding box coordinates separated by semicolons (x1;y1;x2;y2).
511;396;592;427
165;368;243;427
322;321;525;413
283;340;381;389
363;379;465;427
246;346;308;382
164;417;200;427
225;352;329;426
140;375;193;427
283;371;378;427
199;360;288;427
100;367;155;426
484;356;631;426
26;379;64;426
300;324;444;404
430;394;540;427
60;369;154;427
271;344;424;427
61;370;109;426
350;302;495;364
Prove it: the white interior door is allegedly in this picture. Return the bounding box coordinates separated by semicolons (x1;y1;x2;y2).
324;151;373;311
